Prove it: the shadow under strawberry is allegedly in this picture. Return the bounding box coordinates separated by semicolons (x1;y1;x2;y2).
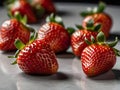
89;69;120;80
112;69;120;80
56;52;75;59
18;71;70;81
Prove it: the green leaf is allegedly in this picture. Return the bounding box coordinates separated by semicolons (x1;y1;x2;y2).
107;37;119;47
46;13;64;26
14;39;25;50
97;31;106;43
7;11;14;18
8;50;20;58
80;9;93;17
8;56;15;58
21;15;27;25
34;4;45;17
14;12;27;25
11;60;17;65
4;0;15;5
29;31;38;43
94;23;101;31
46;13;55;22
26;25;35;32
76;24;84;30
97;2;106;13
113;48;120;56
14;50;20;58
55;15;64;26
85;37;92;45
91;36;95;43
67;27;75;35
86;19;94;28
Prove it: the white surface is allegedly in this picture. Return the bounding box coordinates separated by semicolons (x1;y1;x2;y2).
0;3;120;90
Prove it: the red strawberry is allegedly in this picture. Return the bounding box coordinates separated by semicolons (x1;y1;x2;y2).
0;18;33;51
81;32;120;77
11;36;58;75
71;19;101;57
37;14;71;53
7;0;37;23
32;0;56;14
81;2;112;38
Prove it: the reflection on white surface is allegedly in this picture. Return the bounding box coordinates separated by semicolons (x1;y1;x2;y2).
0;51;20;75
72;57;120;90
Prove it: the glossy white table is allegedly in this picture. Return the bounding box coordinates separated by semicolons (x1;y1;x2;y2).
0;3;120;90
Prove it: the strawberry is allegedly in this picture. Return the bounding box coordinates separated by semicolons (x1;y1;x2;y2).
71;19;101;57
7;0;37;23
31;0;56;14
81;31;120;77
0;18;34;51
81;2;112;38
10;33;58;75
37;14;71;53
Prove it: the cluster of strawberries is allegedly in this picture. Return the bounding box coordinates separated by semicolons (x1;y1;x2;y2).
6;0;56;23
0;1;120;77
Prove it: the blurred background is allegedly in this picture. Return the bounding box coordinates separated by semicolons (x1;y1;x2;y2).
53;0;120;5
0;0;120;6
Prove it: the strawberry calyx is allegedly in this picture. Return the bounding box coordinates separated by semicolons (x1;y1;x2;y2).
46;13;75;35
85;31;120;56
8;11;36;34
77;19;101;32
46;13;64;27
66;27;76;35
8;30;37;64
32;4;45;18
29;2;45;18
80;2;106;17
66;19;101;35
8;11;27;25
4;0;15;6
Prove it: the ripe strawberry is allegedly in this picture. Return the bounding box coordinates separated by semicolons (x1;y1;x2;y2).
10;34;58;75
81;31;120;77
81;2;112;38
71;19;101;57
31;0;56;14
0;18;33;51
37;14;71;53
7;0;37;23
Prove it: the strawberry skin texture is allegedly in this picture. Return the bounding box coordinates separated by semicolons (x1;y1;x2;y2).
0;19;30;51
10;0;37;23
33;0;56;14
37;22;70;53
17;40;58;75
82;13;112;38
71;30;98;57
81;44;116;77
